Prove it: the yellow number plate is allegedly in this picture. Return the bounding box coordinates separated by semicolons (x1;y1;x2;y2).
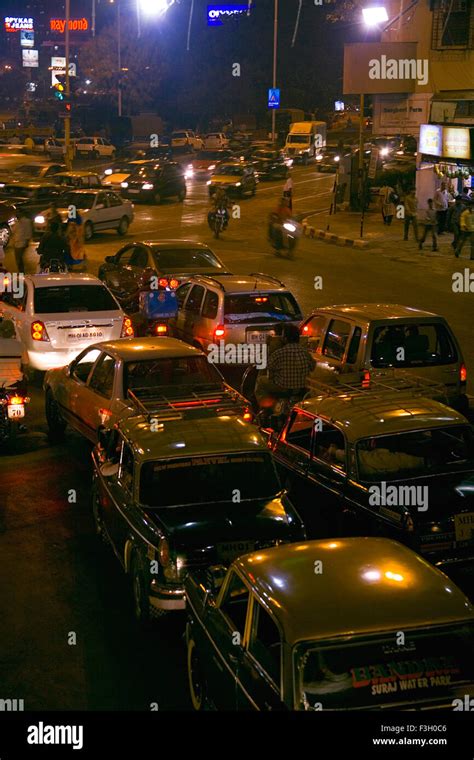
454;512;474;543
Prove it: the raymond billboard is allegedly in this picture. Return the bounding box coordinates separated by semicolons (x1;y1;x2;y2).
343;42;428;94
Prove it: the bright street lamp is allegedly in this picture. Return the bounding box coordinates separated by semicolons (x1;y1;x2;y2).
139;0;174;15
362;6;389;26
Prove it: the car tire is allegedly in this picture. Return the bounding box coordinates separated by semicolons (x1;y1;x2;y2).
45;389;66;441
177;188;186;202
84;221;94;241
117;216;129;236
154;193;161;205
187;633;207;711
130;553;151;626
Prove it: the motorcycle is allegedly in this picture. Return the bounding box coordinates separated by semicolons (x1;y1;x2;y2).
240;362;306;432
0;333;29;451
39;258;68;274
268;216;301;259
208;207;228;239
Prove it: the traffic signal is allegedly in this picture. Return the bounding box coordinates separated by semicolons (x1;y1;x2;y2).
53;75;66;101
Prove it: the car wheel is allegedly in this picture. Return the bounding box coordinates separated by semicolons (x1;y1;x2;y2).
117;216;129;236
154;192;161;205
45;389;66;441
84;221;94;241
187;633;207;711
130;553;151;626
177;188;186;202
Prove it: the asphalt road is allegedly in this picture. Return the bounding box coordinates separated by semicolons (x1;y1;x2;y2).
1;162;473;710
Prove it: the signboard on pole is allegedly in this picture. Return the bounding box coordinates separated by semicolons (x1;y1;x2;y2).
21;30;34;47
22;49;38;68
268;88;280;109
368;147;378;179
51;56;76;85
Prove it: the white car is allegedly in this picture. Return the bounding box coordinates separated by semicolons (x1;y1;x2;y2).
75;137;116;159
171;130;203;152
34;189;134;240
203;132;229;149
0;273;133;372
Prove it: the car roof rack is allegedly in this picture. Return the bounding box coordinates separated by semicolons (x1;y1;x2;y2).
306;370;451;407
127;385;244;423
192;275;227;291
248;273;286;288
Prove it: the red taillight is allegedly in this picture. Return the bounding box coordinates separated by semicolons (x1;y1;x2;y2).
121;317;134;337
169;278;179;289
214;325;225;339
8;395;25;405
255;297;268;303
155;324;168;335
31;321;50;342
158;277;169;289
362;370;371;389
302;324;309;334
243;409;253;421
460;363;467;383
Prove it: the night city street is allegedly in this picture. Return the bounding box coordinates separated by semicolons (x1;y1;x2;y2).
0;0;473;753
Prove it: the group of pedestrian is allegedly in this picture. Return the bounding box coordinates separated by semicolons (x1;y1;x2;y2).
11;202;87;273
399;182;473;258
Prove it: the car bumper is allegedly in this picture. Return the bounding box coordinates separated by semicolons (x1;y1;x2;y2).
208;184;243;196
150;580;185;611
27;347;85;372
122;189;154;202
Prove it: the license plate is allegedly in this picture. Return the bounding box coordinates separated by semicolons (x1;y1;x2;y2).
217;540;255;563
455;512;474;543
67;330;104;342
247;331;269;344
7;404;24;419
128;189;139;194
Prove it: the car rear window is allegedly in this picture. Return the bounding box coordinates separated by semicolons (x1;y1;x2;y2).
224;292;301;325
123;355;222;396
371;323;458;367
34;285;119;314
356;425;474;481
296;624;474;710
151;248;224;274
140;453;281;507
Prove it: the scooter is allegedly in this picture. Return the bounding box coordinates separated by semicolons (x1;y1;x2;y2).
208;207;228;239
268;217;301;259
0;332;29;452
240;363;306;432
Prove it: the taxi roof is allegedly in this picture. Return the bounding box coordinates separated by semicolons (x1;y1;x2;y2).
297;394;466;440
309;303;439;322
27;273;104;289
93;336;202;361
119;413;266;463
235;539;474;646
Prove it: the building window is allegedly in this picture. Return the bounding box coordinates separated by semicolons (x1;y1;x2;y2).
431;1;473;50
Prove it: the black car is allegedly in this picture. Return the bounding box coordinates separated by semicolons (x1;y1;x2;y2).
98;239;230;312
121;161;186;204
251;149;289;180
11;163;67;180
0;183;65;218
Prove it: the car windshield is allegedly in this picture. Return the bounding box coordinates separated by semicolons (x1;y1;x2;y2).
195;151;224;160
151;247;224;274
140;453;281;507
123;355;223;396
295;624;474;710
356;425;474;481
0;185;34;197
287;135;311;144
13;165;43;176
371;323;458;368
58;192;96;210
214;164;244;176
34;285;119;314
224;292;301;325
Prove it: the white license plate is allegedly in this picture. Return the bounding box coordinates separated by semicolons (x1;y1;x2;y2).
217;540;255;562
247;331;269;344
455;512;474;543
128;189;140;194
8;404;24;419
67;330;104;342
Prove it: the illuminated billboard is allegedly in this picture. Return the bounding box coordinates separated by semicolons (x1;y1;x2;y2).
442;127;471;160
4;16;34;32
419;124;442;157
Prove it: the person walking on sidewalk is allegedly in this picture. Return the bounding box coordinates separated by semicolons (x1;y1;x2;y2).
283;172;293;211
450;195;466;252
403;188;418;241
380;185;396;225
454;201;474;260
434;181;449;234
12;208;33;273
418;199;438;252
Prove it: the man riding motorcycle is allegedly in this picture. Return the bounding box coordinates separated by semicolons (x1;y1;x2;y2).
255;324;315;422
268;196;292;250
208;187;230;230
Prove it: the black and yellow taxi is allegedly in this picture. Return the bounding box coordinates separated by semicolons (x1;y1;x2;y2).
185;538;474;710
91;401;305;623
207;161;257;198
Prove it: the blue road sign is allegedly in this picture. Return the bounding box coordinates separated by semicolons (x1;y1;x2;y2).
268;88;280;109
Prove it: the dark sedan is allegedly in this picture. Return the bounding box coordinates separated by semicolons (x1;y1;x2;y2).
98;239;231;312
120;161;186;204
0;183;65;219
251;149;290;180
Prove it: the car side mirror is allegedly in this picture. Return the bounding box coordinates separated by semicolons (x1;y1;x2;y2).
206;565;227;595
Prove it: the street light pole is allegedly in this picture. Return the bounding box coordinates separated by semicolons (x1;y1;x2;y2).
117;0;122;116
271;0;278;144
65;0;72;170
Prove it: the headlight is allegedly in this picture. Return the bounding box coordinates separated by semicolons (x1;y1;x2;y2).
334;155;340;162
184;169;193;179
316;154;323;161
34;215;45;224
206;180;212;185
142;183;153;190
235;182;241;186
104;168;113;175
283;222;296;232
380;147;390;157
0;183;5;188
207;164;216;170
121;181;128;188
